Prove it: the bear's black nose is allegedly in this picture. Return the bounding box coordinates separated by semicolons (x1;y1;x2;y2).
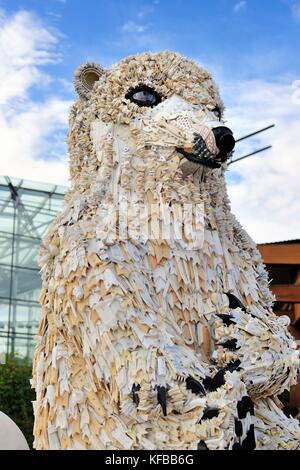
212;126;235;160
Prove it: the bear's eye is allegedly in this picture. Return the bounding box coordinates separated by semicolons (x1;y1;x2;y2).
212;106;222;120
125;85;161;107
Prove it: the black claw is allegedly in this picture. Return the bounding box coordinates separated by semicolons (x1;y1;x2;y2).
203;370;226;392
197;440;209;450
237;396;255;419
157;385;167;416
225;292;247;312
186;376;206;395
132;383;140;406
282;405;299;418
202;375;215;391
200;407;219;421
203;360;241;392
234;419;243;437
218;338;239;350
240;424;256;450
232;442;242;450
227;359;242;370
216;313;235;326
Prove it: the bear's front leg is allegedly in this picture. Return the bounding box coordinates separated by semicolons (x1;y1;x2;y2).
33;258;256;449
207;292;299;400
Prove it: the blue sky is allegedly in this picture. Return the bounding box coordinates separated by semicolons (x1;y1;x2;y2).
0;0;300;242
3;0;300;87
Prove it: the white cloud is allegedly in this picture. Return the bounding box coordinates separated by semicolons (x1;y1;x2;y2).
292;2;300;21
0;10;71;186
0;9;298;244
46;11;63;20
0;98;71;186
121;21;148;34
0;10;62;103
137;5;154;18
233;1;247;13
223;79;300;243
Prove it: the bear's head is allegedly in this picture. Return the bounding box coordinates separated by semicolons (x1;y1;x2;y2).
68;51;235;204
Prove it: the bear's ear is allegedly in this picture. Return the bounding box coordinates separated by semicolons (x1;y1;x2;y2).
73;62;105;98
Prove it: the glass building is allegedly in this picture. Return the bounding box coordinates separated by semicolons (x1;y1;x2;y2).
0;176;67;362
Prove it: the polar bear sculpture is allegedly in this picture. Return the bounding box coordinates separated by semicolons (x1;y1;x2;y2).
32;52;300;450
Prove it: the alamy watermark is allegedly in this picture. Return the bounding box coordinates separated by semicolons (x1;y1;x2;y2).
101;199;205;250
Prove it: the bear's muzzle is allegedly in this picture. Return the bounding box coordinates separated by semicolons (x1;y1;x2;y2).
177;126;235;169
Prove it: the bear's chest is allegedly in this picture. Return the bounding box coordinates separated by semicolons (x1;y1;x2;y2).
49;220;259;354
103;238;232;351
